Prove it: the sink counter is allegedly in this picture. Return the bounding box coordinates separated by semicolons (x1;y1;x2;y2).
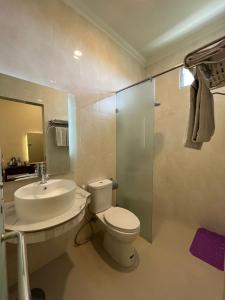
4;187;90;244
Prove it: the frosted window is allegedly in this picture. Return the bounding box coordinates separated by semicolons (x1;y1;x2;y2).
179;67;194;88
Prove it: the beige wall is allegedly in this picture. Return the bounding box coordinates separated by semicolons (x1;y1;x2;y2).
73;94;116;185
0;99;43;164
153;68;225;236
0;0;144;95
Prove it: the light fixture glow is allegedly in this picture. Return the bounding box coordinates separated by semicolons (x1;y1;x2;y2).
73;50;82;57
73;55;79;60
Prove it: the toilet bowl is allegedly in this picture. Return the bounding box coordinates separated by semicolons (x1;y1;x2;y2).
97;206;140;267
88;180;140;268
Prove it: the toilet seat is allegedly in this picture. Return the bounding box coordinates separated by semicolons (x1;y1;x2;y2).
103;207;140;233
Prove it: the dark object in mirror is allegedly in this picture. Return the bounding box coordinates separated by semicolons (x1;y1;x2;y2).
8;157;17;167
4;164;36;182
31;288;46;300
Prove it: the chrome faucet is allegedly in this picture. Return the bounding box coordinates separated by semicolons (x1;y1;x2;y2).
37;162;48;184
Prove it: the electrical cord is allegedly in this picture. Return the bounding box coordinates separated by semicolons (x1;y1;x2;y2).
74;202;95;246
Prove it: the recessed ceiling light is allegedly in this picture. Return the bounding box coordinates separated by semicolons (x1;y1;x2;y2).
73;49;82;57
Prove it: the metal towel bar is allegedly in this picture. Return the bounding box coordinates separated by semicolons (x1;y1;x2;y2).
1;231;31;300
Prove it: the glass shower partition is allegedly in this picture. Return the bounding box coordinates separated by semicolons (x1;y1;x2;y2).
116;80;154;242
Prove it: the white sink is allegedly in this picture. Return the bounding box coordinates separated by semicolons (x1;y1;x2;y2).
14;179;77;222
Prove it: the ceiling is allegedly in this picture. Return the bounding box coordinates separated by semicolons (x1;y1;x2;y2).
63;0;225;66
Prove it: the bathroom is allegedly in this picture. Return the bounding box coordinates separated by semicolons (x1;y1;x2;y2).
0;0;225;299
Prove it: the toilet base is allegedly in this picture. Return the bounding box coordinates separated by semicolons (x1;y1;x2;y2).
103;231;136;267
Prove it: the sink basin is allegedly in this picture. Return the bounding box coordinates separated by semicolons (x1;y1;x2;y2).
14;179;77;222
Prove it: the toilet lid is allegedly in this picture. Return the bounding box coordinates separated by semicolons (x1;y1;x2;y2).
104;207;140;233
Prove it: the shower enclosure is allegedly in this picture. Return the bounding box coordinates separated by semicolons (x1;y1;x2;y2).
116;80;154;242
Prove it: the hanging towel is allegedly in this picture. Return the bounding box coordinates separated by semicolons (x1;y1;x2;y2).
55;127;68;147
184;69;215;149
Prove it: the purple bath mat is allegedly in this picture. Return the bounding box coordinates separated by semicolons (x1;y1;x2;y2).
190;228;225;271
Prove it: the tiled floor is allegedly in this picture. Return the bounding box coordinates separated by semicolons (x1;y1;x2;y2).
10;220;225;300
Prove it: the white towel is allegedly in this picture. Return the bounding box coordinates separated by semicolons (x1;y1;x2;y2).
55;127;68;147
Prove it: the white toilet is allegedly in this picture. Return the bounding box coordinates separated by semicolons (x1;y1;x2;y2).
88;179;140;267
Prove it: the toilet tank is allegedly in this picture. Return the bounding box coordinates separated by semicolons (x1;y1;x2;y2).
88;179;112;213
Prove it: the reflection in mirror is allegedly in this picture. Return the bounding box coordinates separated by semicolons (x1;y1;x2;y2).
0;98;44;182
0;73;71;183
27;132;44;163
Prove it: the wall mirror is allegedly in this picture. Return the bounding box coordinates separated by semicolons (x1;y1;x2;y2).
0;73;70;182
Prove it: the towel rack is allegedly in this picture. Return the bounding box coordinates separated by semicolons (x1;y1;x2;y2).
184;35;225;66
48;119;68;128
212;92;225;96
184;36;225;89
